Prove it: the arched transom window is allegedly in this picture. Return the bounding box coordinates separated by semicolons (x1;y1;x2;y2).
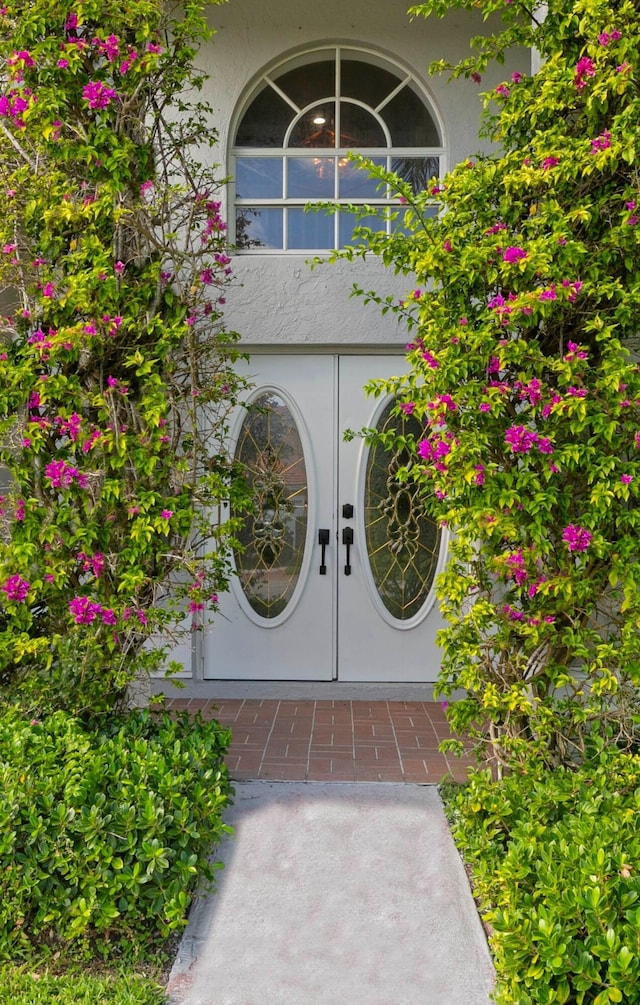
232;46;444;252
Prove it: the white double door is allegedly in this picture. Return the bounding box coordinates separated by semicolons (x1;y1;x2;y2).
204;354;445;682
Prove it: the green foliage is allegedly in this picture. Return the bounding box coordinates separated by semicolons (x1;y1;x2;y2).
332;0;640;769
0;965;167;1004
443;751;640;1004
0;1;250;714
0;704;232;959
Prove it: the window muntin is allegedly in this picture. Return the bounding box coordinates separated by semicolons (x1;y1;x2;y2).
232;47;444;251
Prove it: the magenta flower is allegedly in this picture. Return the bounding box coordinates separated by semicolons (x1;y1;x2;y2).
2;574;30;602
620;474;633;484
82;81;118;110
93;34;120;62
45;459;87;489
591;130;611;153
564;341;588;361
562;524;592;552
574;56;596;90
505;425;537;453
160;509;173;519
542;156;559;170
69;595;103;623
502;246;527;264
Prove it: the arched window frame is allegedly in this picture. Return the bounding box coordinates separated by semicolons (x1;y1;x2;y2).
230;45;446;253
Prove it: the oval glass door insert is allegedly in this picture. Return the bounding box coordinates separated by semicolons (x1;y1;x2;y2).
234;392;308;619
364;400;440;621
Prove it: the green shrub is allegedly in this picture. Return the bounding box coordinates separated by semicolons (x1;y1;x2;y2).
0;964;167;1005
0;705;232;959
443;750;640;1004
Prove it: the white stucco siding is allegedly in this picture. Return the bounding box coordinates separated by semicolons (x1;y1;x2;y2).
197;0;529;348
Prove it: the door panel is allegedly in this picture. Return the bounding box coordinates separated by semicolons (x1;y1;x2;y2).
203;353;445;682
336;356;446;682
205;355;336;680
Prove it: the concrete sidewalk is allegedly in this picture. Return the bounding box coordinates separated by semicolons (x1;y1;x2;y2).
167;781;495;1005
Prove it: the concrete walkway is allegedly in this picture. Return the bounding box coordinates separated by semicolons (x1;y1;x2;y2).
167;781;495;1005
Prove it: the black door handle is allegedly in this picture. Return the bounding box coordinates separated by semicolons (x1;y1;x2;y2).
318;528;330;575
342;526;354;576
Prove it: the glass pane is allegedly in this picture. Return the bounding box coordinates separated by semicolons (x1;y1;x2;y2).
364;400;440;620
289;103;336;148
340;103;386;147
288;208;334;250
235;86;293;147
382;86;440;146
275;60;335;108
235;207;283;250
236;158;283;198
339;156;386;198
340;59;402;107
234;393;308;619
287;157;335;198
392;156;440;194
339;211;386;248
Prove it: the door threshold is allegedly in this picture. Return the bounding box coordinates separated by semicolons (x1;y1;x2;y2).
143;678;458;702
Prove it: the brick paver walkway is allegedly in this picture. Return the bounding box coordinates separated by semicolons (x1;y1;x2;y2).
162;698;477;783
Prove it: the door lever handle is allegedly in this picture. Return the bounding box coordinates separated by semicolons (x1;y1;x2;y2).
318;528;330;575
342;526;354;576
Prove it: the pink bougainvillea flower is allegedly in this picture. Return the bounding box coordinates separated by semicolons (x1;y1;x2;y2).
590;130;611;153
160;509;173;519
505;425;537;453
82;81;118;110
93;34;120;62
2;574;30;602
502;242;526;259
620;474;633;484
45;459;87;489
574;56;596;90
562;524;592;552
69;596;102;624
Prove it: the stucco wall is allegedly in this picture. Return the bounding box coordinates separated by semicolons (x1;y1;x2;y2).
197;0;529;347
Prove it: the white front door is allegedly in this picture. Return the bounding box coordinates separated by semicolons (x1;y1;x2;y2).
203;354;446;682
